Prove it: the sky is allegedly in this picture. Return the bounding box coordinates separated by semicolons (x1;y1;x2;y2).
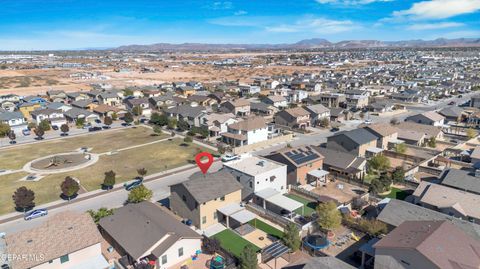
0;0;479;50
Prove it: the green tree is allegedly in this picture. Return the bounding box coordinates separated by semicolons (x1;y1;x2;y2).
282;223;301;252
427;137;437;148
132;106;143;116
124;112;134;124
60;124;69;135
358;219;388;237
34;127;45;140
76;117;85;127
466;128;478;139
123;89;134;96
153;125;162;135
239;245;258;269
390;118;399;125
392;167;405;183
184;135;193;143
316;201;342;231
8;130;16;143
111;112;118;121
394;143;407;154
127;185;153;203
318;117;330;128
137;168;147;178
12;186;35;212
0;122;11;138
167;117;177;129
177;119;189;132
104;116;113;126
61;176;80;200
150;112;168;126
103;170;116;189
87;207;114;224
38;119;51;131
368;155;391;171
369;172;392;194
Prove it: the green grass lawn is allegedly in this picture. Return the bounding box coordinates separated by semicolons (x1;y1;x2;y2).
0;127;214;215
249;218;284;239
212;229;261;258
285;193;318;217
382;187;412;200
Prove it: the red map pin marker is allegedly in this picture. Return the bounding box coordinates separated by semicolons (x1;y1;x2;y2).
195;152;214;174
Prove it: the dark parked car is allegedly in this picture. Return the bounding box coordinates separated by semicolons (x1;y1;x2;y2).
52;125;59;131
24;209;48;221
88;126;102;132
124;179;143;191
121;122;132;127
102;125;111;129
330;127;340;132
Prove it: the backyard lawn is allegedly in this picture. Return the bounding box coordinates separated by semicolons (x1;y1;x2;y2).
249;218;284;239
285;193;318;217
0;126;214;215
381;187;412;200
212;229;261;258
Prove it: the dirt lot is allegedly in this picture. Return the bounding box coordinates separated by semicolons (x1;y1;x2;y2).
312;181;367;204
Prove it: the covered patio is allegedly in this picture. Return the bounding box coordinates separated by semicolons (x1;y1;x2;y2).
217;203;257;230
254;188;304;218
306;169;330;187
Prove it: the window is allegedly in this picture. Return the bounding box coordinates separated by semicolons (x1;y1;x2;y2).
182;195;186;202
249;181;253;188
60;255;69;264
220;196;225;201
400;260;410;266
214;212;218;220
178;247;184;257
202;216;207;224
161;255;167;265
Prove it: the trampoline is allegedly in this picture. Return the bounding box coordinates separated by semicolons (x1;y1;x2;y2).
208;256;225;269
303;234;330;250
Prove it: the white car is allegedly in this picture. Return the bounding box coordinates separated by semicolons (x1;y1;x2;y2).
364;119;372;125
221;154;240;162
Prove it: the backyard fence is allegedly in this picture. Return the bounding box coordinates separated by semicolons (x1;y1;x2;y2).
246;203;296;229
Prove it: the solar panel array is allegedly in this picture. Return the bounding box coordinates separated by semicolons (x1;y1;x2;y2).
284;146;320;165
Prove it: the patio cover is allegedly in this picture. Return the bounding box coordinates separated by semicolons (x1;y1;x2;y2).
230;210;257;224
366;147;384;154
255;188;280;200
307;169;330;178
389;138;405;144
218;203;243;216
266;194;303;212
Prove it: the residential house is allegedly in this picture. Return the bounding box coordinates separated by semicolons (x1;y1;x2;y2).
64;107;100;124
438;106;466;122
5;211;108;269
220;99;251;116
176;86;196;97
66;92;90;102
439;168;480;195
286;90;308;103
46;90;67;103
18;102;42;119
283;257;356;269
313;146;367;181
30;108;66;127
346;94;369;109
170;170;243;230
262;95;288;108
93;104;125;119
367;101;395;113
396;129;426;146
329;108;352;122
305;104;330;127
46;102;72;112
148;92;177;109
221;116;268;147
326;128;378;157
265;146;324;186
164;104;206;128
22;95;47;105
304;93;346;108
223;156;287;198
99;202;202;269
0;111;27;131
239;84;261;96
396;122;443;141
98;92;122;107
374;220;480;269
71;99;98;111
125;98;152;117
200;113;237;138
250;102;278;116
187;95;217;107
208;92;229;103
471;95;480;108
274;107;311;129
364;123;399;150
405;111;445;127
413;181;480;223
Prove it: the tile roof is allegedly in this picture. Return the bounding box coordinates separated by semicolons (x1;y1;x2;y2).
6;211;101;269
99;202;201;261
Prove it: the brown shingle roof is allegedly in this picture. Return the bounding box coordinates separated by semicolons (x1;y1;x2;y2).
229;116;266;131
6;211;102;269
364;123;397;137
374;220;480;269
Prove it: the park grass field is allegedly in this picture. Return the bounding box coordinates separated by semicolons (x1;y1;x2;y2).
0;126;165;170
0;126;213;215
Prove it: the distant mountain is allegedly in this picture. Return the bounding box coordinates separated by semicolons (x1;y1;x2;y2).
115;37;480;51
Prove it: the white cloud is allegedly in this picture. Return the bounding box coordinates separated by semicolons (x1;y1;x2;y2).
265;17;358;34
393;0;480;19
407;22;464;30
234;10;247;16
207;1;233;10
316;0;393;5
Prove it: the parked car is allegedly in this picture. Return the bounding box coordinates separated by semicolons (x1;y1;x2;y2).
82;124;92;129
364;119;372;125
221;154;239;162
95;119;102;124
102;125;111;129
22;129;30;136
124;179;143;191
88;126;102;132
330;127;340;132
24;209;48;221
448;101;456;105
121;122;132;127
52;125;59;131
